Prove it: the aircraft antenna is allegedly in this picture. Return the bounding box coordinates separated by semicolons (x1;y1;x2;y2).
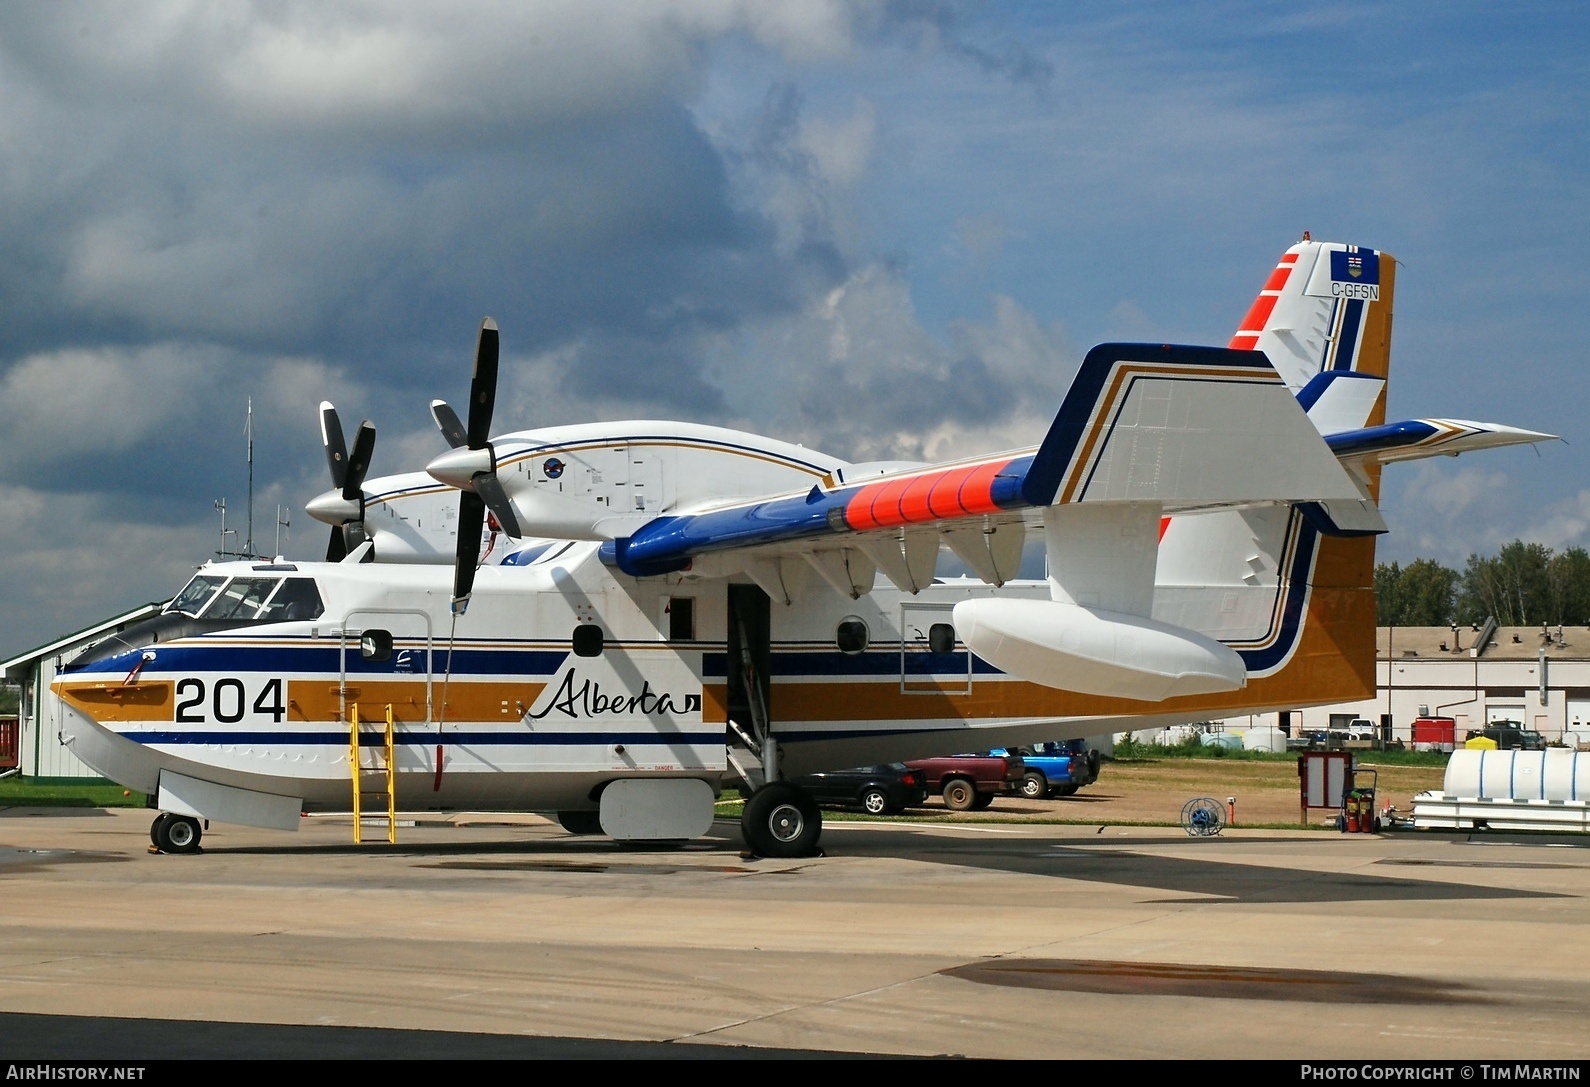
244;397;255;559
275;505;290;559
214;498;237;560
434;610;460;793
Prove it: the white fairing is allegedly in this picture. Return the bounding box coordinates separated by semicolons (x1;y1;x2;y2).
599;778;717;840
952;597;1247;701
158;770;302;832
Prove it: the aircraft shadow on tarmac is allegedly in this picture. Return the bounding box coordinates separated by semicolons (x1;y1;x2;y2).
191;824;1569;905
825;829;1567;905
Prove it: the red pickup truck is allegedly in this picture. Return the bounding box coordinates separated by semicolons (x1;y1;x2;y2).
904;752;1026;811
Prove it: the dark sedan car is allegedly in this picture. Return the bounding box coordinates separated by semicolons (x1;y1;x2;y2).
790;764;928;815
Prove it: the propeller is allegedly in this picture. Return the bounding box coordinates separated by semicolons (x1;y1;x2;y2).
305;402;376;562
426;318;522;613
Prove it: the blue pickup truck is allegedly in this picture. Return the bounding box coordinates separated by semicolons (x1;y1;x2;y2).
990;740;1101;799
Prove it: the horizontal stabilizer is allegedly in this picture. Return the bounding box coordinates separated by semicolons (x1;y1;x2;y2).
1325;419;1557;465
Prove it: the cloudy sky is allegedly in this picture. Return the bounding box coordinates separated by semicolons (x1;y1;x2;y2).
1;2;1585;659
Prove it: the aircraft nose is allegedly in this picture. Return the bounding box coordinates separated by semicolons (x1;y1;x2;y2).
305;489;361;524
426;446;492;490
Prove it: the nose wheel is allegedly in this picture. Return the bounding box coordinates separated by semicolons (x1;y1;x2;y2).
150;813;203;854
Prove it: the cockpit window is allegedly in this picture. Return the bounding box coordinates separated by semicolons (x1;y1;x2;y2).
256;578;325;622
203;577;281;620
166;575;227;617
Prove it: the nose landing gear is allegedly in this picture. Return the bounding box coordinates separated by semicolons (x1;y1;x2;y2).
149;812;203;854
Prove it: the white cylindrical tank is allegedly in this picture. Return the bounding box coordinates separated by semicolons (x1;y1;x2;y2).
1243;726;1287;753
1444;749;1590;801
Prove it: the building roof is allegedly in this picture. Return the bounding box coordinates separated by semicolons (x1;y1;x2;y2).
1379;625;1589;661
1;603;165;682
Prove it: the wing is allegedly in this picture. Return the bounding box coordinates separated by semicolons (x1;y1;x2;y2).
607;342;1366;591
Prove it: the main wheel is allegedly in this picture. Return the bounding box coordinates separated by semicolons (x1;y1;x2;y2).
557;810;603;836
968;791;995;811
941;777;978;811
1019;772;1048;800
156;815;203;854
149;812;173;848
741;783;822;858
859;787;889;816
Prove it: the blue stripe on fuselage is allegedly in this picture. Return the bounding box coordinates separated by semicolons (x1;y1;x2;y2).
70;643;570;676
121;729;724;747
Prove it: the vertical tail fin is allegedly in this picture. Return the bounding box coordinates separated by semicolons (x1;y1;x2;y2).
1230;238;1397;396
1154;239;1390;703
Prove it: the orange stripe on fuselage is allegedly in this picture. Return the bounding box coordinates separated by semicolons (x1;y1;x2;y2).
55;681;173;723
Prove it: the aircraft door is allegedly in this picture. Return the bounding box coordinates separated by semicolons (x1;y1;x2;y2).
626;444;666;514
726;585;772;742
901;601;972;695
340;609;435;728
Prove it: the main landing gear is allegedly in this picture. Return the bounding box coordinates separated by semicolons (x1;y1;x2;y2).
740;781;822;858
149;812;203;854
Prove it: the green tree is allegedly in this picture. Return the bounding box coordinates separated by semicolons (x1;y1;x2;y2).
1376;559;1458;625
1546;547;1590;626
0;685;17;715
1458;541;1554;625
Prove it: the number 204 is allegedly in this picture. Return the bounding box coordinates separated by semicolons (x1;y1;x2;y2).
175;678;286;724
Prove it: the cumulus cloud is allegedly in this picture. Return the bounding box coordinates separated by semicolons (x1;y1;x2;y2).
0;2;1582;661
709;263;1075;461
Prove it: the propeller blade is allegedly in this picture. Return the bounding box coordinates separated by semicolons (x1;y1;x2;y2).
320;402;348;490
466;318;499;449
452;490;486;613
473;471;522;538
430;400;468;449
343;421;376;501
326;525;347;562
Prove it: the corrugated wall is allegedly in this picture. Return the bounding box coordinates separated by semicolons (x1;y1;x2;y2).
25;655;105;780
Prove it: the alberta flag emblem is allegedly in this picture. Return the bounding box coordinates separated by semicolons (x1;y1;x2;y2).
1328;249;1380;299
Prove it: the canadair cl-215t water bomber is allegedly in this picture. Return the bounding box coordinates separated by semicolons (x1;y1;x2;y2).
53;237;1552;857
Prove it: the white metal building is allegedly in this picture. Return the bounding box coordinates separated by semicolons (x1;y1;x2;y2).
1;603;164;780
1216;622;1590;746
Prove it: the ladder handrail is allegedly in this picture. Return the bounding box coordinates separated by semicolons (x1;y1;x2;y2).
349;703;364;844
384;704;397;845
348;702;399;845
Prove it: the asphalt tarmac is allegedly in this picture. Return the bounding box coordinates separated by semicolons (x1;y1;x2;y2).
3;807;1589;1061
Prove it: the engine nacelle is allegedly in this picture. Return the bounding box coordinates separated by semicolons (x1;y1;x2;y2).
952;598;1246;702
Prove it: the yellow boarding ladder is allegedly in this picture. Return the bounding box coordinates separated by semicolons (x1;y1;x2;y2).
348;703;398;844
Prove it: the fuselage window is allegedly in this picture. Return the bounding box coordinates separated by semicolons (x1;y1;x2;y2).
572;624;604;658
836;617;869;656
167;575;227;617
668;597;695;641
202;577;280;620
256;578;325;622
